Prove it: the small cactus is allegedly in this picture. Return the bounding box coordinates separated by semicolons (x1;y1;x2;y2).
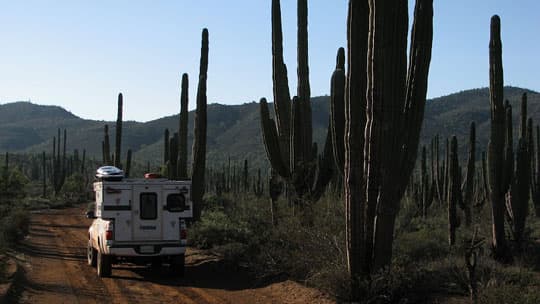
461;122;476;226
114;93;123;169
447;136;461;245
103;125;111;165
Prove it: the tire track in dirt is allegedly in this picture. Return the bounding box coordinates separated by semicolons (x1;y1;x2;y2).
13;205;333;304
18;211;112;303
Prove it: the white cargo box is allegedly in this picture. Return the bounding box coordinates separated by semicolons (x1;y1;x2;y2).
93;178;192;242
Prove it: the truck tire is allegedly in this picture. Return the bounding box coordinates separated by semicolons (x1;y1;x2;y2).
151;257;162;269
87;240;97;267
170;254;185;277
97;250;112;277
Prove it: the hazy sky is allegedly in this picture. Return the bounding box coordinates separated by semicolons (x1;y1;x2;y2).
0;1;538;122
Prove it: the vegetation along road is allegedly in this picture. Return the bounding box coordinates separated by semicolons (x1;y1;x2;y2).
6;205;332;304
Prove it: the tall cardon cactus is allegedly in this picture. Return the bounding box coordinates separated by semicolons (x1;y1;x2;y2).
506;92;531;247
178;73;189;179
339;0;433;297
260;0;333;205
191;28;209;221
487;15;511;262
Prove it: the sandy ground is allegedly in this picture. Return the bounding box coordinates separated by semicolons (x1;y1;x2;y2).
5;205;334;304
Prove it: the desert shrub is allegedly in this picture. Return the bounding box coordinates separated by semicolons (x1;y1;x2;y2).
0;257;6;283
61;173;89;205
0;208;30;247
0;167;28;202
394;213;450;264
474;258;540;303
190;208;253;249
189;194;273;265
192;186;540;302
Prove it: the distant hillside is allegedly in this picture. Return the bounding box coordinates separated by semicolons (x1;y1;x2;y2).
1;86;538;169
422;86;540;155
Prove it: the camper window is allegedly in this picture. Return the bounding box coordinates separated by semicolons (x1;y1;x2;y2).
166;194;186;212
140;193;158;220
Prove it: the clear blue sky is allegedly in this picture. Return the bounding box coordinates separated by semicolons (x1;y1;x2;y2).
0;1;538;122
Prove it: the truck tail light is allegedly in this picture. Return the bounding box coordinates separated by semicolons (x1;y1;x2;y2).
180;220;187;240
106;221;114;240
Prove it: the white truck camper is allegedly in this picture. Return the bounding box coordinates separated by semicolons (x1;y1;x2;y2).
86;167;192;277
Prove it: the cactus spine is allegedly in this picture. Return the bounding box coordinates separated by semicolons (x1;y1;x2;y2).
191;28;209;221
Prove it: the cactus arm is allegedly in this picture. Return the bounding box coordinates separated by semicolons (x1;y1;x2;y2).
331;48;346;174
103;125;111;165
297;0;312;162
398;0;434;193
114;93;123;169
260;98;289;178
271;0;291;166
178;73;189;179
191;28;209;221
344;0;369;290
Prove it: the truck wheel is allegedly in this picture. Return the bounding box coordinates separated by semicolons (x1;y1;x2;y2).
170;254;185;277
151;257;162;269
97;251;112;277
87;240;97;267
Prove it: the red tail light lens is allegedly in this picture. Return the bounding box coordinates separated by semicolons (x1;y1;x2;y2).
180;228;187;240
106;221;114;240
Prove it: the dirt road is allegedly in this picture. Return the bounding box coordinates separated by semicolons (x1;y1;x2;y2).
7;205;333;304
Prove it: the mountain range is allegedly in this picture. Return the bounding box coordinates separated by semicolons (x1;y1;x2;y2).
0;86;538;169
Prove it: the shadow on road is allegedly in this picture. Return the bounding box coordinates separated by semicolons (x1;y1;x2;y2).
110;258;286;292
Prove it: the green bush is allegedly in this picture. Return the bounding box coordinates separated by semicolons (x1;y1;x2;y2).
61;173;89;205
190;208;254;249
0;208;30;247
190;187;540;302
0;167;28;203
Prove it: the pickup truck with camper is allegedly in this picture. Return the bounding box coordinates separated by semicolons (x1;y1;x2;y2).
86;166;192;277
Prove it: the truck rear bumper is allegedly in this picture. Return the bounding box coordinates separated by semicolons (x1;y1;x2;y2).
106;242;186;256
